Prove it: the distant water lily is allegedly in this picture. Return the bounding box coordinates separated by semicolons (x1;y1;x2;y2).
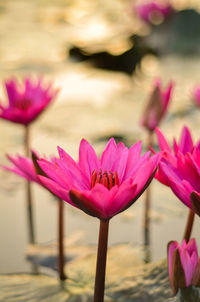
37;138;160;302
135;1;172;24
0;75;58;250
0;76;58;125
192;86;200;107
140;78;173;249
168;239;200;295
141;78;174;133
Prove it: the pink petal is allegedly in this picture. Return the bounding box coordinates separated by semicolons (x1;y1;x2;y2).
173;138;179;155
38;159;73;189
179;126;194;154
179;249;197;286
123;141;142;179
160;161;192;208
58;146;89;189
132;153;160;196
107;179;137;216
101;138;128;183
155;127;172;152
38;175;74;206
168;241;179;288
100;138;117;171
78;139;100;181
69;184;112;219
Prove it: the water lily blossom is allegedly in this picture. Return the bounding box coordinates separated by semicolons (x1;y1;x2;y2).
135;1;172;24
37;138;160;302
158;146;200;216
0;76;58;125
37;138;160;220
154;126;199;186
141;78;174;132
168;239;200;295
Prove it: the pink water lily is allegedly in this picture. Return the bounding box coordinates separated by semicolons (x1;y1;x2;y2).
168;239;200;294
135;1;172;24
37;138;160;220
158;146;200;215
154;126;200;185
0;76;58;125
140;78;174;132
192;86;200;107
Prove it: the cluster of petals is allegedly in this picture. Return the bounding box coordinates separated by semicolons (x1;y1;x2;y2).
3;151;49;185
154;126;200;186
159;147;200;215
168;239;200;295
135;1;172;24
140;78;174;132
0;76;58;125
153;126;200;214
192;86;200;107
36;138;161;220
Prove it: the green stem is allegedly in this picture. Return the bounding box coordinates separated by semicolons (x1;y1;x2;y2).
144;131;153;247
143;131;153;263
25;125;35;245
94;220;109;302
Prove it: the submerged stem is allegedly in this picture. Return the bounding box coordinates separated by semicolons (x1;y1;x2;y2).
58;198;66;281
94;220;109;302
183;210;195;242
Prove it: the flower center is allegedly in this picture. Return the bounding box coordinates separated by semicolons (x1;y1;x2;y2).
15;99;32;110
90;169;119;190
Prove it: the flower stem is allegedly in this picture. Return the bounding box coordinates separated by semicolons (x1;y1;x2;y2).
25;126;38;274
94;220;109;302
24;125;35;245
144;131;153;249
58;198;66;281
183;210;195;242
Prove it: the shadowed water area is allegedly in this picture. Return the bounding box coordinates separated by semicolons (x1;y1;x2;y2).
1;0;200;300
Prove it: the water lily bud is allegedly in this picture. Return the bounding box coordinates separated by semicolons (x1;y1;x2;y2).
140;78;174;132
168;239;199;295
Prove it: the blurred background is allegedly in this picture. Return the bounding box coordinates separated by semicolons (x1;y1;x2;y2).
1;0;200;275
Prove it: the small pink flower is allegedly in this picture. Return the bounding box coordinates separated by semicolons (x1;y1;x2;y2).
37;138;160;220
140;78;174;132
192;86;200;107
168;239;200;295
135;1;172;24
0;76;58;125
154;126;199;185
